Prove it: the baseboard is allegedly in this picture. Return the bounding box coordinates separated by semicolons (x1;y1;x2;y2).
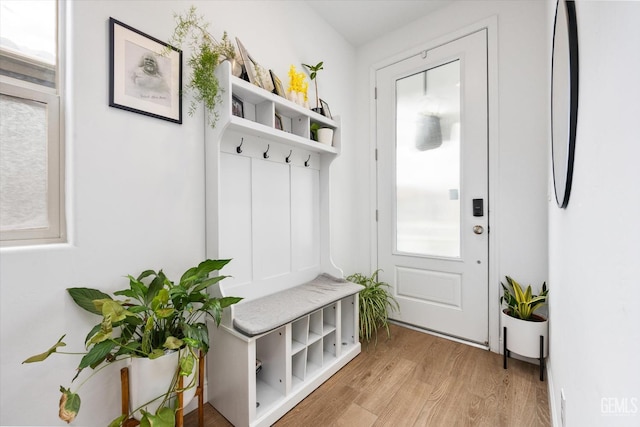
546;360;559;427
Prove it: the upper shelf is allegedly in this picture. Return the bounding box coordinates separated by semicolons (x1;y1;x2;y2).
212;61;341;155
230;76;338;129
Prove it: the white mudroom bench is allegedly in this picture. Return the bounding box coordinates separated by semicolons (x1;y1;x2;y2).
208;274;361;427
204;61;360;426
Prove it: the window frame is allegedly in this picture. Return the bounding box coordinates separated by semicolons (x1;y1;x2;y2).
0;1;65;246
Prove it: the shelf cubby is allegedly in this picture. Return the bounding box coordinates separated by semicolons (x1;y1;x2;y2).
323;303;337;336
291;317;308;355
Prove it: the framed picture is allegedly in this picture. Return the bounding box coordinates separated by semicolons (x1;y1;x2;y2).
235;37;273;91
320;99;332;119
109;18;182;123
270;70;286;97
232;95;244;118
236;37;257;85
274;112;283;130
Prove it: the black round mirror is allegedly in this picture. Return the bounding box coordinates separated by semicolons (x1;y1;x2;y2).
551;0;579;208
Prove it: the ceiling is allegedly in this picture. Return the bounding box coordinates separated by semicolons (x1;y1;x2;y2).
305;1;451;46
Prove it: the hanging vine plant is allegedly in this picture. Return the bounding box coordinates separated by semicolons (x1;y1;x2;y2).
168;6;237;128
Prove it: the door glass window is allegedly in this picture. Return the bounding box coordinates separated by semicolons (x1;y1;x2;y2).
395;60;461;257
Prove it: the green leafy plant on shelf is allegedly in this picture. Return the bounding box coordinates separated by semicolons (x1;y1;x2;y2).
168;6;238;128
500;275;548;320
346;270;399;345
302;61;323;111
23;259;241;427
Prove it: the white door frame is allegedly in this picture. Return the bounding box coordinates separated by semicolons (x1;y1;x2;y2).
368;16;501;353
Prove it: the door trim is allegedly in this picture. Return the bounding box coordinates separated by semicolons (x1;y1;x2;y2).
369;15;501;352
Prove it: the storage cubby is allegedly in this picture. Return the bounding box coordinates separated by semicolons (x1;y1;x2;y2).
323;303;337;336
291;350;306;386
291;317;308;355
341;294;358;347
309;310;323;344
255;327;286;416
323;331;337;360
306;340;323;377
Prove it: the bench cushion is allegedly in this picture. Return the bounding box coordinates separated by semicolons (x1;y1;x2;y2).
232;274;362;337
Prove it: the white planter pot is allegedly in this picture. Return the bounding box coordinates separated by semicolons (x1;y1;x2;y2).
128;349;197;419
317;128;334;146
501;310;548;358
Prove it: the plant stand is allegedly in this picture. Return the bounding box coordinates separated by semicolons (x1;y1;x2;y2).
120;352;205;427
503;326;545;381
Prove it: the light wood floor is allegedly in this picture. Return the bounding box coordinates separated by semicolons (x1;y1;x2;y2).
185;324;550;426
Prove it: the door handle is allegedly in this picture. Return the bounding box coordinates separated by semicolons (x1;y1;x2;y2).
473;225;484;235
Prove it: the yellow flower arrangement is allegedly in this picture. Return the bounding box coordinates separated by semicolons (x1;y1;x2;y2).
287;65;308;104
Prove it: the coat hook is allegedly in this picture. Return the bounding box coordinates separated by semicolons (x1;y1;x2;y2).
304;155;311;167
236;137;244;154
285;150;292;163
263;144;270;159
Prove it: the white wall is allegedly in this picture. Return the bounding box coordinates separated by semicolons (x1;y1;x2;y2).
353;1;549;350
547;1;640;426
0;1;356;425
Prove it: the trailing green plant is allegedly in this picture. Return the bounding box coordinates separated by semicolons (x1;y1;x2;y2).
168;6;237;128
500;275;548;321
346;270;399;345
302;61;323;109
23;259;241;426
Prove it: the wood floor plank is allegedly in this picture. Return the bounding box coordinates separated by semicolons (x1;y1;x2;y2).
274;383;360;427
354;357;416;414
335;403;378;427
373;378;433;427
185;324;550;427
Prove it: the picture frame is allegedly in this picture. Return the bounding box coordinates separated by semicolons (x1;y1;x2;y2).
320;99;332;119
270;70;286;98
235;37;255;85
231;95;244;118
235;37;273;91
274;112;283;131
109;18;182;123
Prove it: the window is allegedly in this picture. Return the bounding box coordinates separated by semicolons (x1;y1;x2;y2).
0;0;64;246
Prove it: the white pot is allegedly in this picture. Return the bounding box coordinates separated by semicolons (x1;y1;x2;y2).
501;310;548;358
128;349;197;419
317;128;334;146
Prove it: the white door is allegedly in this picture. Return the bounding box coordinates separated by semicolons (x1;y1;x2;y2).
376;30;488;345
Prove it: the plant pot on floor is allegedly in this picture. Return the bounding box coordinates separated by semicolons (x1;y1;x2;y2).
129;348;198;420
501;310;548;381
317;128;334;146
500;275;549;381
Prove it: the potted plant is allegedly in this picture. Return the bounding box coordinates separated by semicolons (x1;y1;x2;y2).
302;61;324;113
23;259;241;426
167;6;239;128
346;270;399;346
500;275;548;380
316;127;334;146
